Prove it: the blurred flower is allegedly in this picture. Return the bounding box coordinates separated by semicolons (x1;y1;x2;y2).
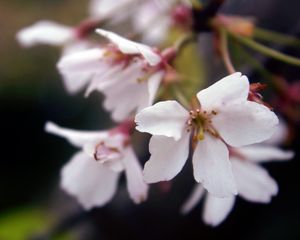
45;121;148;210
58;29;165;122
132;0;192;45
135;72;279;197
89;0;138;23
181;138;294;226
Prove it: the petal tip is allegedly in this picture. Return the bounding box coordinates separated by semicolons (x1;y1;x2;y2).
45;121;58;133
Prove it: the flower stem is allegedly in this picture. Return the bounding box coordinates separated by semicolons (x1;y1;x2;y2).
219;28;236;74
254;27;300;49
229;32;300;67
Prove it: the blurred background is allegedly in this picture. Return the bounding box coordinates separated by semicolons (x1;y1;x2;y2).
0;0;299;239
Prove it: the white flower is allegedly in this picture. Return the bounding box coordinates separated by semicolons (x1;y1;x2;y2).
135;72;279;197
181;143;294;226
16;21;75;47
57;29;164;122
45;121;148;210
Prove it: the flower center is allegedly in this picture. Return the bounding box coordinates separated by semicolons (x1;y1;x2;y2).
186;108;219;141
94;142;122;162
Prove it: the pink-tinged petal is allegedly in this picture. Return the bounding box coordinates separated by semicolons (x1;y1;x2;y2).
236;145;294;163
143;132;190;183
61;151;119;210
203;194;235;227
82;133;126;158
231;158;278;203
95;29;161;66
197;72;249;111
213;101;279;147
57;48;107;74
135;101;188;140
123;147;148;204
16;21;74;47
193;134;237;197
45;122;108;148
181;184;205;214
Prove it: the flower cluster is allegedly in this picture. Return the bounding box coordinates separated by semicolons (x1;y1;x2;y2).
17;0;296;226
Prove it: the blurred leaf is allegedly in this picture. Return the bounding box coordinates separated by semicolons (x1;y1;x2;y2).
164;28;207;101
0;207;71;240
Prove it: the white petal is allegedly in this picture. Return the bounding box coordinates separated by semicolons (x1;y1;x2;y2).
197;72;249;111
95;29;161;66
45;122;108;148
143;132;190;183
132;1;170;45
147;70;164;106
236;145;294;163
213;101;279;147
135;100;188;140
85;64;124;97
60;72;92;94
122;147;148;203
89;0;134;19
57;48;107;74
181;184;205;214
264;119;288;145
102;159;125;172
60;151;119;209
60;41;96;94
203;194;235;227
16;21;74;47
232;158;278;203
101;64;146;121
193;134;237;197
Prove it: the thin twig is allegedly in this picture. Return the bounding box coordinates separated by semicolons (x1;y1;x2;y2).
230;32;300;67
219;28;236;74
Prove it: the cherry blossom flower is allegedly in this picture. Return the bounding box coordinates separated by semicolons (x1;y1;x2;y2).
181;142;294;226
135;72;279;197
16;19;99;94
45;121;148;210
58;29;166;122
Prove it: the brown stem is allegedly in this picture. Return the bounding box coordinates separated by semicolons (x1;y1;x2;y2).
219;28;236;74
